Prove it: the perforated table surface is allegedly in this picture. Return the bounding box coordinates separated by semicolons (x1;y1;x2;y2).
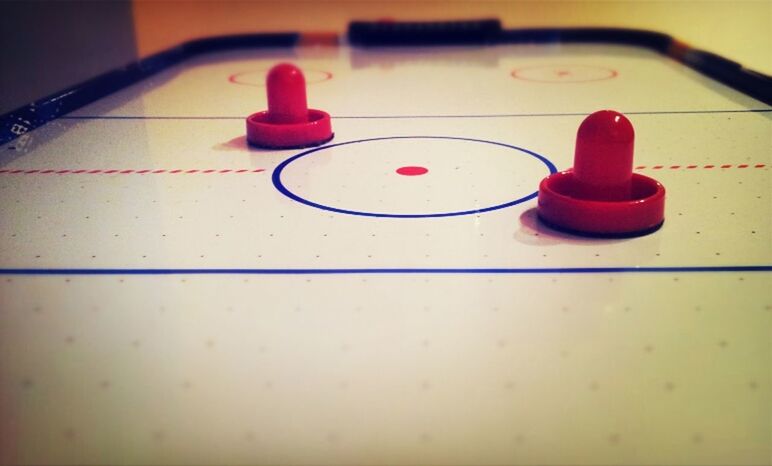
1;40;770;465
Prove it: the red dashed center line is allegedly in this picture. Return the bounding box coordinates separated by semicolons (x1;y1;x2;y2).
0;165;764;175
0;168;267;175
635;164;766;170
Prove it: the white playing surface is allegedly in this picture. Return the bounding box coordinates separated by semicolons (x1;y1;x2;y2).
1;43;770;465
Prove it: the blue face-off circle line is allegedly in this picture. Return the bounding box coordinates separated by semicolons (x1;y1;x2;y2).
271;136;558;218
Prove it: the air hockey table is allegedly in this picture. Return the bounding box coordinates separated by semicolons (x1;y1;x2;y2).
1;21;770;465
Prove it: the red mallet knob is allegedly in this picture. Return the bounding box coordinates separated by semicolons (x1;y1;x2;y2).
537;110;665;237
573;110;634;201
246;63;333;149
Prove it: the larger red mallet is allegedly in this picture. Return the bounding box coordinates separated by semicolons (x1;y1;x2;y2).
537;110;665;237
246;63;333;149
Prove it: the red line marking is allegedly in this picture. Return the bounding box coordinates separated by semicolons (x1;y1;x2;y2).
0;168;274;175
229;69;333;87
632;164;766;171
0;169;271;174
510;64;618;83
0;163;764;177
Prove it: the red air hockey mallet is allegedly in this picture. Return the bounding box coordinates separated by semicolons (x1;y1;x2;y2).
246;63;333;149
537;110;665;237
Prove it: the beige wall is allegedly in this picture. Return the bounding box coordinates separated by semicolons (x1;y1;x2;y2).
133;1;771;74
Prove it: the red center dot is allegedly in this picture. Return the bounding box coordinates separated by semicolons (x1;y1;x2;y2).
396;166;428;176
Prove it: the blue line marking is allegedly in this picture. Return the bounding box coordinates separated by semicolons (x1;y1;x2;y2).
58;109;772;120
272;136;557;218
1;266;770;275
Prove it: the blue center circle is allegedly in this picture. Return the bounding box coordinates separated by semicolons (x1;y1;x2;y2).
271;136;557;218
